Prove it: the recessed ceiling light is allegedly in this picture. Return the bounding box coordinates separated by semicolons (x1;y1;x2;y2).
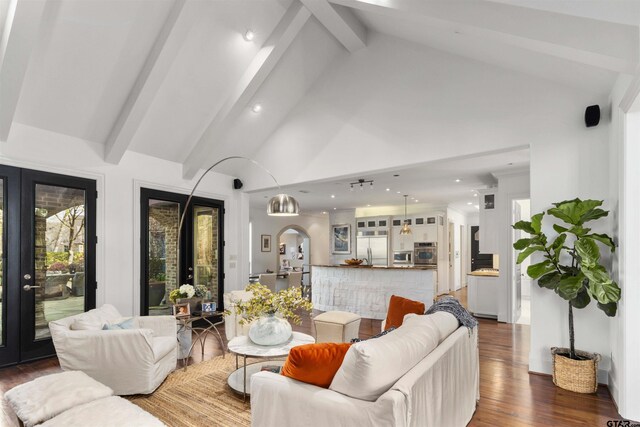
333;207;337;210
473;193;478;197
251;103;262;113
367;204;371;207
243;29;255;41
396;191;401;194
322;211;327;214
330;194;335;198
415;200;419;202
467;202;473;205
386;188;390;192
474;205;480;209
455;179;461;183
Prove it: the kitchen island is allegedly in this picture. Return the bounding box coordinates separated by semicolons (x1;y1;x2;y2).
311;265;437;320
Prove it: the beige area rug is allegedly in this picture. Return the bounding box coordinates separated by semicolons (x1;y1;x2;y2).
127;356;251;427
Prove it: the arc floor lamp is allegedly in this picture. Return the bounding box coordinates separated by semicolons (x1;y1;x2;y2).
176;156;300;284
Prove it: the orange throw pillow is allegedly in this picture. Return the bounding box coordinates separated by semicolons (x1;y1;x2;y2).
385;295;425;329
281;343;351;388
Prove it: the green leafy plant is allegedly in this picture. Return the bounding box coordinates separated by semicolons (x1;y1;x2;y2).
513;198;621;360
235;282;312;326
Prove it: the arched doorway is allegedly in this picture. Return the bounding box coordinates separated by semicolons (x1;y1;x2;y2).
275;225;311;290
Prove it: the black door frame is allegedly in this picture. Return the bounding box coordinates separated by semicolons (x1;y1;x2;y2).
0;165;21;366
140;188;225;316
20;169;97;362
0;166;96;366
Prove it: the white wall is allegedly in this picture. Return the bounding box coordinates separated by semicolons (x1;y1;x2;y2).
609;74;640;420
529;112;612;383
494;170;530;323
0;123;247;315
249;209;330;274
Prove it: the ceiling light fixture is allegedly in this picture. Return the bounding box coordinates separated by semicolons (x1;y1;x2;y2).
386;188;390;192
349;178;373;191
400;195;412;235
330;194;335;198
251;103;262;113
467;202;473;205
243;29;255;41
455;179;461;183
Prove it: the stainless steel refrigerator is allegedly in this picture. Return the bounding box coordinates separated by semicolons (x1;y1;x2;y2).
356;236;388;266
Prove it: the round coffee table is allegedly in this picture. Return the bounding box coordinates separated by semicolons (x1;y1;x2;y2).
227;332;315;400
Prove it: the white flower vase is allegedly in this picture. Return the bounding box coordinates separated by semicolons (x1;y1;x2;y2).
249;314;292;346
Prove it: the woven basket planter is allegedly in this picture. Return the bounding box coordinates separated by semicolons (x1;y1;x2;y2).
551;347;600;394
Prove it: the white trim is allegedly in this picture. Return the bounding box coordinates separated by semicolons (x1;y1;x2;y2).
505;191;530;324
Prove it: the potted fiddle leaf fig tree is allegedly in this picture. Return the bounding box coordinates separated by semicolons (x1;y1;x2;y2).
513;198;621;394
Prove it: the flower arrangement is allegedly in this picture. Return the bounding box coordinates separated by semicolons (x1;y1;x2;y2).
169;283;211;303
235;283;312;325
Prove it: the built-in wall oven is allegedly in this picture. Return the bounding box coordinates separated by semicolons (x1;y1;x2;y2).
414;242;437;266
393;251;412;264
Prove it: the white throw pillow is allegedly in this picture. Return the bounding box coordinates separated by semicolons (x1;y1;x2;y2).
404;311;459;344
70;318;104;331
329;318;440;401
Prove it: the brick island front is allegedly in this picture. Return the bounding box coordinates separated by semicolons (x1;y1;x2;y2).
310;265;437;320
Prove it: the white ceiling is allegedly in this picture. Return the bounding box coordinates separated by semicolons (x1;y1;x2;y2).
248;147;530;214
1;0;637;196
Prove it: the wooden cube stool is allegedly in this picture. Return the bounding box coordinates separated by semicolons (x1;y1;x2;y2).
313;311;361;343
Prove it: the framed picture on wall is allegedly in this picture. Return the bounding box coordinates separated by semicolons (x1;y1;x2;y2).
261;234;272;252
331;224;351;254
279;243;286;255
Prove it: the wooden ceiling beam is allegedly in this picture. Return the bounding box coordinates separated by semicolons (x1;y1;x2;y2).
181;1;311;180
104;0;192;164
300;0;366;53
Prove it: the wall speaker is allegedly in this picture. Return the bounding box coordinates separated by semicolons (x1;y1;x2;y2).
585;105;600;128
233;178;243;190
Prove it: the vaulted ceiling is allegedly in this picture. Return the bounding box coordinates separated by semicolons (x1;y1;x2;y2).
1;0;638;194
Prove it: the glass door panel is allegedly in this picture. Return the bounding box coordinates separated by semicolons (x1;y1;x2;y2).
140;189;224;316
193;205;220;306
21;170;96;362
33;184;86;340
147;199;180;315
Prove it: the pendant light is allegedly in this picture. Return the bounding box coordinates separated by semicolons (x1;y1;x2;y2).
400;195;412;235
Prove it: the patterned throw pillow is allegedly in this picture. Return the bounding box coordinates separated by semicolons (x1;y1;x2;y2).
350;327;396;343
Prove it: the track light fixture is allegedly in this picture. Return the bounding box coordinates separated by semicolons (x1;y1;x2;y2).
349;178;374;191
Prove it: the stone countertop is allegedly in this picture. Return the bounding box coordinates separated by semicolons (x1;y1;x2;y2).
311;264;437;271
467;270;500;277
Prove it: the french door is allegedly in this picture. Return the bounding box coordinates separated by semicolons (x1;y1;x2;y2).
0;165;96;366
140;188;224;316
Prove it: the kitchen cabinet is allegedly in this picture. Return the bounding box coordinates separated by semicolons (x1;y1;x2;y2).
412;224;438;242
467;274;499;318
478;189;499;253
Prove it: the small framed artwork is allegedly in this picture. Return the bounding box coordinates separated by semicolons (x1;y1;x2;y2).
261;234;272;252
484;194;495;210
173;303;190;318
279;243;286;255
202;302;217;313
332;224;351;254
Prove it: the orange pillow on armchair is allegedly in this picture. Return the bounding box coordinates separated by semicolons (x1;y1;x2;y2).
385;295;425;329
281;343;351;388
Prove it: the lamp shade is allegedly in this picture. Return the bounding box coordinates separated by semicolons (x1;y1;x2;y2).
268;193;300;216
400;222;412;235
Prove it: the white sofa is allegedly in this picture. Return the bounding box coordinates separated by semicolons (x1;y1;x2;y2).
251;312;479;427
49;304;177;395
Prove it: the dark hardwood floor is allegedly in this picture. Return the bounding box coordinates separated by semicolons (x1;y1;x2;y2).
0;287;622;426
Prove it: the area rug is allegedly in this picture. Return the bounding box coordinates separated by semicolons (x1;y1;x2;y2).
127;356;250;427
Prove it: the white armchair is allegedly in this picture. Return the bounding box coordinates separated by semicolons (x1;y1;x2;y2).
49;304;177;395
223;290;254;340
